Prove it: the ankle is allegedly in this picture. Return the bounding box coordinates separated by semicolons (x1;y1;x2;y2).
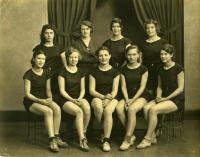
49;136;55;142
103;138;110;143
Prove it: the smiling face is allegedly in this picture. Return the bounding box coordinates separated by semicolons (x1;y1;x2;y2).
98;49;111;65
80;24;91;38
126;48;140;64
44;29;54;43
68;51;79;66
146;23;157;37
111;22;122;36
160;50;173;63
33;54;46;68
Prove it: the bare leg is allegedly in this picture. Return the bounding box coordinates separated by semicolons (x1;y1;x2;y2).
145;100;178;139
126;98;147;136
29;103;54;137
48;101;61;135
80;99;91;133
116;99;126;126
62;102;84;140
103;99;118;138
91;98;103;124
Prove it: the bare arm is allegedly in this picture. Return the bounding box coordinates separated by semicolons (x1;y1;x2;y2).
89;74;105;99
156;75;162;98
165;71;184;100
121;74;129;101
60;51;67;67
24;79;48;104
110;75;120;98
78;77;85;99
46;79;53;98
58;75;75;102
131;71;148;101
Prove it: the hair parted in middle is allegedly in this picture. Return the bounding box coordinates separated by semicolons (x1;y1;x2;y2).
143;19;161;35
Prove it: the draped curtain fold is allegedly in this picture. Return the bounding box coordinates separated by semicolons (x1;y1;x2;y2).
133;0;184;65
48;0;96;47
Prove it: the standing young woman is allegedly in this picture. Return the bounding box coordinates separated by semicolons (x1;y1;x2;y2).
58;47;91;151
103;18;131;69
72;20;99;99
137;44;184;149
89;46;120;152
23;50;68;152
140;19;168;97
116;45;151;151
33;24;66;102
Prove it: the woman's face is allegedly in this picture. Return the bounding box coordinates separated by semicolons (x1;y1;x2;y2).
126;48;139;64
111;22;122;36
80;24;91;38
34;54;46;68
98;50;111;65
160;50;173;63
68;52;79;66
44;29;54;43
146;23;157;37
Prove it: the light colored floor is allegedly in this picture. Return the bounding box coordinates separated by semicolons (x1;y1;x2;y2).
0;120;199;157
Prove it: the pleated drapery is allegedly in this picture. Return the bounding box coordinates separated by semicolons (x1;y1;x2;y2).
133;0;184;65
48;0;96;47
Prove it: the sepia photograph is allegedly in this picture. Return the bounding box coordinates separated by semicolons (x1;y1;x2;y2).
0;0;199;156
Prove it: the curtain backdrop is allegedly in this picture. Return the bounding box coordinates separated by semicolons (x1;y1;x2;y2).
48;0;96;47
133;0;184;65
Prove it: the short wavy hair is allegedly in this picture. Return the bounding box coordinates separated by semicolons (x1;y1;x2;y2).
110;18;123;31
144;19;161;35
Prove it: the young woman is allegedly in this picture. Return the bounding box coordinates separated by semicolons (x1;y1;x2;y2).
140;19;168;97
103;18;131;69
33;24;66;102
58;47;91;151
116;45;151;151
72;20;99;99
137;44;184;149
72;20;98;73
23;50;68;152
89;46;120;152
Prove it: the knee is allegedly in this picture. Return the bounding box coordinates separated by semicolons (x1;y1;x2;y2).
127;107;137;115
93;106;103;115
116;106;124;116
104;109;113;117
143;105;150;113
76;108;83;117
82;101;91;115
44;108;53;117
53;104;61;115
149;107;158;116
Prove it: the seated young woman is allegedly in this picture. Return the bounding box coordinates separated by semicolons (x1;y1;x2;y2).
58;47;91;151
23;50;68;153
89;46;120;152
116;45;151;151
137;44;184;149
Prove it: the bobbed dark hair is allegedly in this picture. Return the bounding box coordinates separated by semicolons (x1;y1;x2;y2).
125;45;143;63
110;18;123;31
161;44;176;59
144;19;161;35
40;24;57;45
31;50;46;67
